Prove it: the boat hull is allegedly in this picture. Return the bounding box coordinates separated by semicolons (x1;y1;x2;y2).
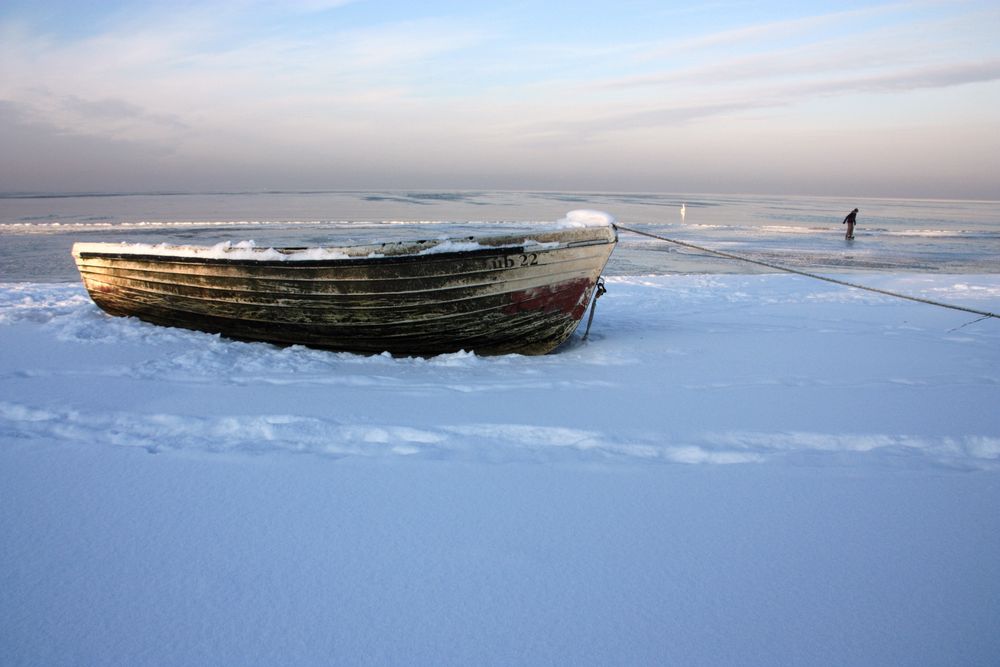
72;225;617;356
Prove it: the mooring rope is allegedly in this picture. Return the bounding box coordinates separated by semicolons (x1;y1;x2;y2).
614;224;999;322
582;277;607;341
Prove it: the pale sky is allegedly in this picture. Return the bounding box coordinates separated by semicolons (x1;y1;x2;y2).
2;0;999;198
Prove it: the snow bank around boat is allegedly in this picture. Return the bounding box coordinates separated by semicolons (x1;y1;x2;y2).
557;209;617;228
2;274;1000;666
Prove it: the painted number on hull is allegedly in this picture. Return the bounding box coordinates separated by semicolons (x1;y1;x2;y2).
491;253;538;270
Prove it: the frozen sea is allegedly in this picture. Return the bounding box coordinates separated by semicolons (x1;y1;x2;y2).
2;190;999;666
2;190;999;281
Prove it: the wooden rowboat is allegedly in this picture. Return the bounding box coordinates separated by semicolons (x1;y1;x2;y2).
72;212;617;356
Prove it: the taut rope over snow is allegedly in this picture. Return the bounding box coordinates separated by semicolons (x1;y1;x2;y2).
613;224;1000;322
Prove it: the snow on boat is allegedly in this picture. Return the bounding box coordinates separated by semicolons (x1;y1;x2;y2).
71;210;618;356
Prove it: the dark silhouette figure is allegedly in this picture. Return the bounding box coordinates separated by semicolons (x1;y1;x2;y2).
843;208;858;240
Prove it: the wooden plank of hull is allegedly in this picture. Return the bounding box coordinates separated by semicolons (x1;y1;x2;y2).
73;248;606;311
78;286;595;355
72;226;616;355
78;272;599;355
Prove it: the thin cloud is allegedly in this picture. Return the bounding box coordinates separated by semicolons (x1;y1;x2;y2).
591;42;914;91
636;3;908;60
588;3;989;93
60;95;188;129
256;0;357;12
329;18;494;70
525;58;1000;140
835;58;1000;92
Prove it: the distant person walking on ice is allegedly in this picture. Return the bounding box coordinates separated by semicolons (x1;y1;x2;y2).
843;208;859;240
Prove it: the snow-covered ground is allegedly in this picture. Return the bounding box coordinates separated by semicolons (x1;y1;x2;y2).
2;274;999;665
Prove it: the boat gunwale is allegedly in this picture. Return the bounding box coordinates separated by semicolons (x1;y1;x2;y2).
73;243;609;290
72;227;617;269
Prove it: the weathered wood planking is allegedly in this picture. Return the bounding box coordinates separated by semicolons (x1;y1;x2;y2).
72;224;617;356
